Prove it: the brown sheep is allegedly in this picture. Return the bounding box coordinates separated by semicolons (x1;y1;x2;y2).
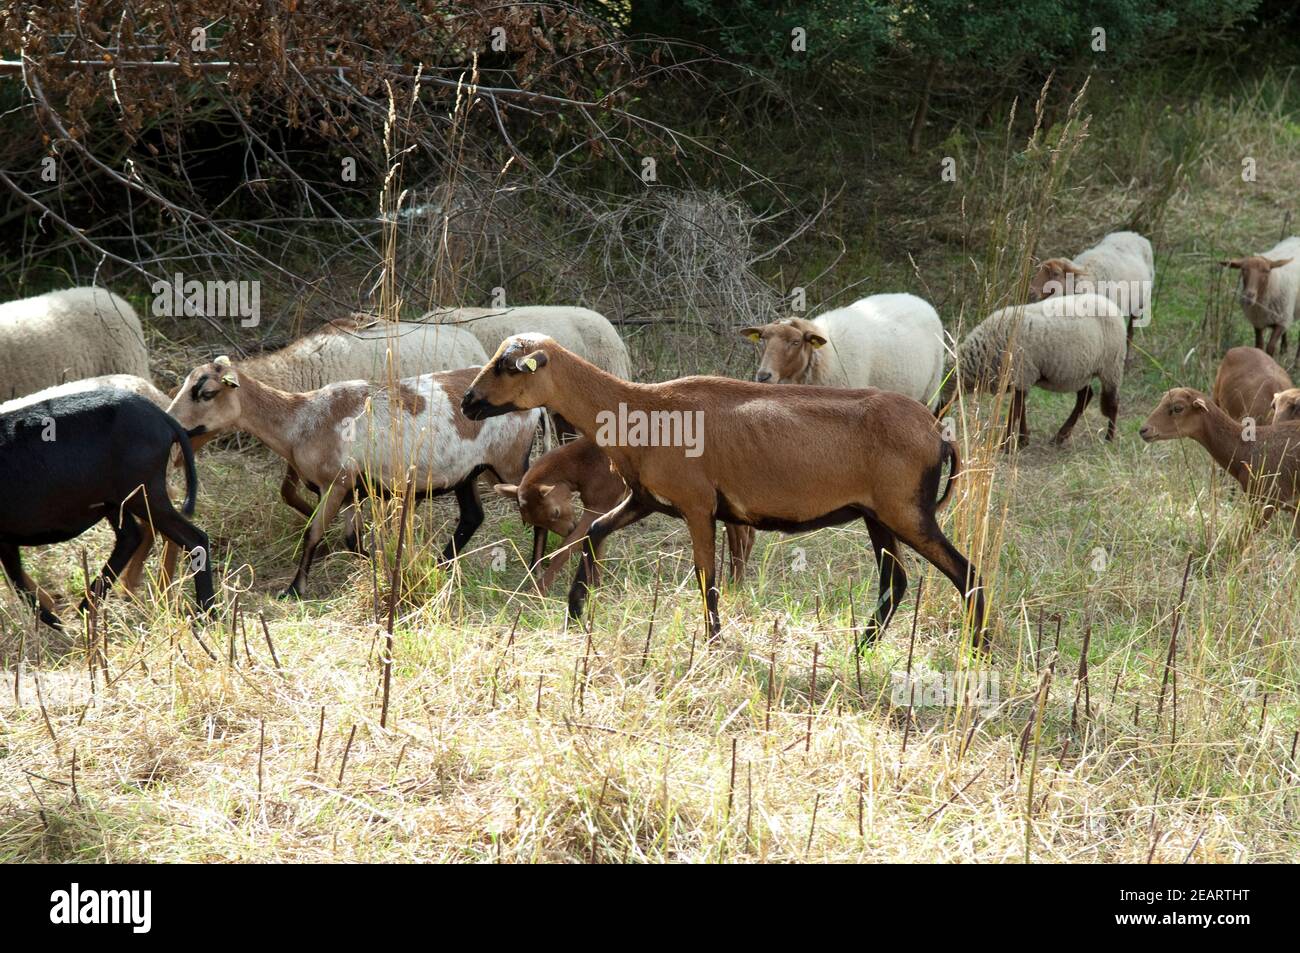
1141;387;1300;521
1211;347;1292;424
461;334;987;650
493;436;755;594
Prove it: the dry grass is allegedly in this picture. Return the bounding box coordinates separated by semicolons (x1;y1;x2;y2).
3;76;1300;863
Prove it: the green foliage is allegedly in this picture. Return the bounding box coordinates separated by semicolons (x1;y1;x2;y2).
630;0;1265;74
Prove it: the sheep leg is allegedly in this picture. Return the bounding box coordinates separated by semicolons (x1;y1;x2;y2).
440;477;485;563
1266;325;1285;357
341;486;368;555
1053;386;1094;445
131;481;215;616
0;543;63;630
537;512;598;596
568;495;653;621
121;524;155;594
530;524;549;577
1100;386;1120;442
1254;327;1264;350
282;479;350;599
279;465;317;519
894;512;989;653
684;511;721;639
1003;390;1028;451
858;517;909;649
78;514;144;613
725;523;755;583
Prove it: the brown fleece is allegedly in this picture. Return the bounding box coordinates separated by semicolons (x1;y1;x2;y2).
1211;347;1291;423
464;338;986;650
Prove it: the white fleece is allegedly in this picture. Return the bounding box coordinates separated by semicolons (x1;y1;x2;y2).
1069;231;1155;320
802;293;945;404
428;305;631;379
959;293;1126;395
0;288;150;401
242;320;489;392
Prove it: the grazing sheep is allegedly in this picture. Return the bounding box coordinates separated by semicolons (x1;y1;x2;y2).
462;336;986;650
168;358;540;597
1220;236;1300;358
0;390;213;629
1029;231;1154;350
429;306;631;379
1272;388;1300;424
1141;387;1300;522
493;436;756;594
1212;347;1291;424
955;292;1126;448
739;293;946;406
1;287;150;401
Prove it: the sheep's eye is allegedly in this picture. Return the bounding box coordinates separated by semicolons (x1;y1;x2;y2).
1170;405;1183;415
199;390;218;402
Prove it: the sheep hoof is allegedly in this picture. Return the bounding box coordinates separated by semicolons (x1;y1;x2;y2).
278;585;303;601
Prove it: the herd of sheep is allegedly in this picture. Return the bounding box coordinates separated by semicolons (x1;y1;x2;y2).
2;224;1300;648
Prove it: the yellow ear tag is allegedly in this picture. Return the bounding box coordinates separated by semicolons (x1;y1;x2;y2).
524;357;538;372
221;374;239;387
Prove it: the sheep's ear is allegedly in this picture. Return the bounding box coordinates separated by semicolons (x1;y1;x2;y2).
535;483;558;497
740;327;764;342
1220;258;1243;269
1193;398;1209;411
221;373;239;388
516;350;548;373
1269;257;1294;270
493;484;520;500
804;332;828;348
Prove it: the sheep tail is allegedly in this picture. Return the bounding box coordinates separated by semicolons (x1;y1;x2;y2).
164;414;200;516
935;439;961;512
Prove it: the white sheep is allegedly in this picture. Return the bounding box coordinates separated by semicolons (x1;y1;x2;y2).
739;293;945;406
427;305;631;379
0;287;150;401
1220;236;1300;359
242;313;489;391
956;292;1126;448
1029;231;1154;350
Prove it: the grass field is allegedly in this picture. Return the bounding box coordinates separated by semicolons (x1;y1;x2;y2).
2;73;1299;863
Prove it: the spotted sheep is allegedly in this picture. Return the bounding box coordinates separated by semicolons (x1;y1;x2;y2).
168;357;539;597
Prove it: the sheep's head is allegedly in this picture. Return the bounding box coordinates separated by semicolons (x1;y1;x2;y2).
739;319;826;384
1221;255;1294;308
494;479;579;537
1027;258;1086;303
168;356;243;436
1271;388;1300;424
462;334;556;420
1139;387;1212;443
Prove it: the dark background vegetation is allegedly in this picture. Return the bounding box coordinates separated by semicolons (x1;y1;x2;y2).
1;1;1297;363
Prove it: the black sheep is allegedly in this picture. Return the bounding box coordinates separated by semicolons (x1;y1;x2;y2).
0;390;214;629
